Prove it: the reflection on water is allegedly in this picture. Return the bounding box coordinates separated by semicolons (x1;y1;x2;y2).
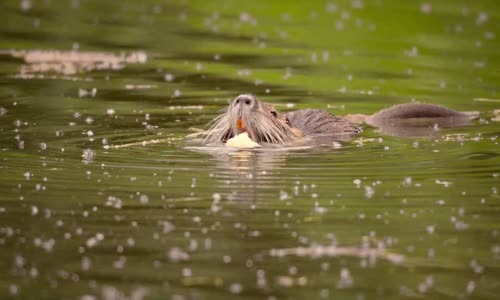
186;146;297;202
0;0;499;299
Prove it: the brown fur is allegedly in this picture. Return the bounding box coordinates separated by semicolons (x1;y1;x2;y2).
203;95;360;145
200;95;478;144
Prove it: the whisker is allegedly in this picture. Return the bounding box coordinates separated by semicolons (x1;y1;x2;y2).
203;113;233;143
199;96;304;145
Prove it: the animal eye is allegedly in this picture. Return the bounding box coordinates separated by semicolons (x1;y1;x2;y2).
271;111;277;117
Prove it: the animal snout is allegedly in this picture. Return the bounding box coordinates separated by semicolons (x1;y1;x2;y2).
234;94;254;107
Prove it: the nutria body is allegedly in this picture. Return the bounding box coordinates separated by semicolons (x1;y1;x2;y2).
203;94;361;145
201;94;477;145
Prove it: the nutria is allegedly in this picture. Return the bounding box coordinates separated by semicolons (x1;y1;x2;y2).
200;94;478;145
202;94;361;145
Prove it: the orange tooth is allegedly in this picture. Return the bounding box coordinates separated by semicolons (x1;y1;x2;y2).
236;118;246;130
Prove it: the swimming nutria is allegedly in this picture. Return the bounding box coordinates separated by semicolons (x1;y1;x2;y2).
201;94;477;145
203;94;361;145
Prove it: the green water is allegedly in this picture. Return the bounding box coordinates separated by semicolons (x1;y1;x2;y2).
1;0;499;299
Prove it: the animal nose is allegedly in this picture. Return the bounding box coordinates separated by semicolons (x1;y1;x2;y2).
234;95;254;106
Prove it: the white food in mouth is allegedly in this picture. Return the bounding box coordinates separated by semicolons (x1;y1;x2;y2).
226;132;261;148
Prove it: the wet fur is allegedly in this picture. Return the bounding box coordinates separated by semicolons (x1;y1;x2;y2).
203;95;360;145
203;96;301;144
199;95;477;145
285;109;362;137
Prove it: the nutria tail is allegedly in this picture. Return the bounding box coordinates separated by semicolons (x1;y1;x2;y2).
285;109;362;139
366;103;478;127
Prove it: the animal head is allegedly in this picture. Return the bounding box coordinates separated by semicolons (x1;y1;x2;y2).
203;94;300;144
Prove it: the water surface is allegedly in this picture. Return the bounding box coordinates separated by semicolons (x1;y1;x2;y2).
0;0;499;299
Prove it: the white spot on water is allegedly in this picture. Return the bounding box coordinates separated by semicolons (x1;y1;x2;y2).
364;186;375;198
164;73;175;82
9;284;18;295
326;2;337;13
139;194;149;204
20;0;31;11
353;179;361;188
81;256;92;271
351;0;363;9
466;280;475;294
105;196;122;209
336;268;353;288
229;283;243;294
420;3;432;14
476;12;488;25
238;69;252;76
161;221;175;233
168;247;189;262
405;46;419;57
82;149;96;163
435;179;452;187
78;88;97;98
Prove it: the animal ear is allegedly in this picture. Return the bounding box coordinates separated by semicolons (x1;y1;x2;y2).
268;105;278;117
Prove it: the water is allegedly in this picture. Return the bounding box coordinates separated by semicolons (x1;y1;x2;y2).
1;0;499;299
